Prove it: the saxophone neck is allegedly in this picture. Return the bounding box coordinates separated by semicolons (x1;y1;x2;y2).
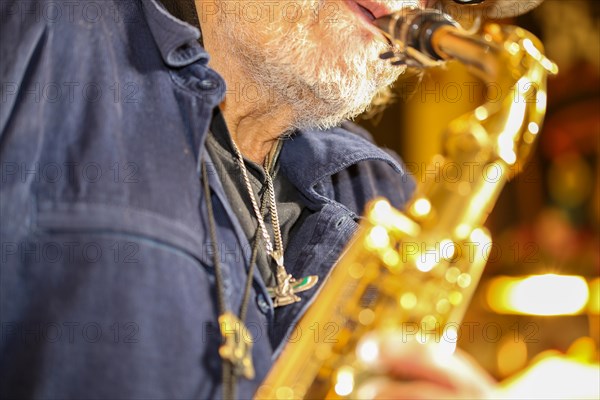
377;8;558;179
376;10;560;232
430;23;559;85
432;23;558;173
375;8;558;82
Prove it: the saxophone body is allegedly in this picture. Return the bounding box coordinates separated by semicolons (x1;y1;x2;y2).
256;9;558;400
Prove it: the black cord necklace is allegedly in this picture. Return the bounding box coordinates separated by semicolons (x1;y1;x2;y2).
201;160;267;400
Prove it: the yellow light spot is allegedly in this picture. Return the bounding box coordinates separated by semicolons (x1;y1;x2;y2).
382;249;400;268
455;224;471;239
536;90;548;114
568;337;597;363
372;199;392;220
506;41;520;55
390;213;421;237
275;386;294;400
457;273;472;289
522;38;541;59
487;274;589;315
400;292;417;310
334;367;354;397
440;239;455;260
421;315;437;331
499;148;517;165
412;198;432;217
497;79;528;165
444;325;458;342
439;325;458;356
366;226;389;250
358;309;375;326
497;337;528;377
475;106;489;121
348;263;364;279
470;228;491;246
528;122;540;135
497;131;517;163
356;337;379;364
416;254;437;272
436;299;450;314
542;58;559;74
449;291;463;306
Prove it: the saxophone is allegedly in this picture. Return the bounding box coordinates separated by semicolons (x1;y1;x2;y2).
256;8;558;399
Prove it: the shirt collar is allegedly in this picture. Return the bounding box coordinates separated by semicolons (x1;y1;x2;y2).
280;123;406;198
142;0;208;67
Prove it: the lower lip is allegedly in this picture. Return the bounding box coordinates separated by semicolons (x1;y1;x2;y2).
343;1;386;38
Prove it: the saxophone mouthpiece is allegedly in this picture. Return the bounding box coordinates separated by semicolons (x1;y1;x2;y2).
374;8;459;64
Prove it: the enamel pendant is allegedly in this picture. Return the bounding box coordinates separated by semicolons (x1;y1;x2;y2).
267;252;319;308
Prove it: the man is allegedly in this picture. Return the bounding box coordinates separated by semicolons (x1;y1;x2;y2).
0;0;540;398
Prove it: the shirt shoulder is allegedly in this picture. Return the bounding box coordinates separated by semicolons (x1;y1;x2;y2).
333;122;417;214
0;1;148;135
280;122;416;214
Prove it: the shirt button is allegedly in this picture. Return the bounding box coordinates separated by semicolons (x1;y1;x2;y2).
257;294;271;314
199;79;217;90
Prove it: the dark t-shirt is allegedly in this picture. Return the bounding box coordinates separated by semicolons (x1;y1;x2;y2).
205;111;307;287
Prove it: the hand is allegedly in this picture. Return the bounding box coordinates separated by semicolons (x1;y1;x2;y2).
355;332;497;400
497;351;600;400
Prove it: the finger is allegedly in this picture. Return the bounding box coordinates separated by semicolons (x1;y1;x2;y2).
358;331;496;396
357;377;470;400
377;334;465;387
387;346;494;391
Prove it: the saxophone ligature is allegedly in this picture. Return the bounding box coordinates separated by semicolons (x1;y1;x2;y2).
256;7;558;399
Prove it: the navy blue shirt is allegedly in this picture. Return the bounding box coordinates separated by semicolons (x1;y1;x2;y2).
0;1;415;398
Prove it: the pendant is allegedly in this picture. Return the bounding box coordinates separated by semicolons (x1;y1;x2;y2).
267;251;319;307
218;312;255;380
291;275;319;293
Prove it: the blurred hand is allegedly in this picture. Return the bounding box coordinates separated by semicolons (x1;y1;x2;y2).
496;351;600;400
355;332;497;400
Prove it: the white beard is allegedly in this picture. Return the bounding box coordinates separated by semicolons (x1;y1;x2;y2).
214;1;405;131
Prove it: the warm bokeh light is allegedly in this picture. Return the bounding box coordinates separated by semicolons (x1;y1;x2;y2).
415;253;437;272
369;199;420;237
486;274;589;316
412;198;432;217
497;354;600;399
438;325;458;356
497;337;528;377
334;367;354;397
366;225;390;250
356;337;379;365
587;278;599;315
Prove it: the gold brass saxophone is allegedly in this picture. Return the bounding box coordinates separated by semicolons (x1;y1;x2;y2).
256;8;558;400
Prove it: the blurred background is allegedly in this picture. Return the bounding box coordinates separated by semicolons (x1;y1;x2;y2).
358;0;599;392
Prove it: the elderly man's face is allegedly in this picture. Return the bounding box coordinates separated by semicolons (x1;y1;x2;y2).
206;1;424;130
